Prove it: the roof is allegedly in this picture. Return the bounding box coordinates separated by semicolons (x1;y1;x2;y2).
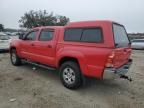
66;20;114;27
33;26;63;30
32;20;119;29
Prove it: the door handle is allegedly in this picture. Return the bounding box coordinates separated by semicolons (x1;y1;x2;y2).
48;45;52;48
31;43;35;46
124;49;128;52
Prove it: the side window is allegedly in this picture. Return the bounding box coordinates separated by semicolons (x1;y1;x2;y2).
39;29;54;41
81;28;103;43
64;29;82;41
25;31;37;41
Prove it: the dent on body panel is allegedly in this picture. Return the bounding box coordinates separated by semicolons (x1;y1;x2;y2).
82;46;112;78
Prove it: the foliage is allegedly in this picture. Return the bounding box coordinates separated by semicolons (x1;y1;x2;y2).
19;10;70;28
0;24;4;31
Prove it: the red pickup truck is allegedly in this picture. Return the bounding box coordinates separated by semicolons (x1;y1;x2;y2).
10;20;132;89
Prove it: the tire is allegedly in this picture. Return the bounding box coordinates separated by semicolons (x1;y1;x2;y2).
60;61;82;89
10;49;22;66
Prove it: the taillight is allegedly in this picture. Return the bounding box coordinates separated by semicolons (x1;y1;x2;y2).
105;51;115;68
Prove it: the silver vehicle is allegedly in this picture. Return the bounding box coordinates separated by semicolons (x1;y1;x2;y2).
131;39;144;50
0;33;11;51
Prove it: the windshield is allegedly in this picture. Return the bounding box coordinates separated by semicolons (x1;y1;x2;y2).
113;23;130;47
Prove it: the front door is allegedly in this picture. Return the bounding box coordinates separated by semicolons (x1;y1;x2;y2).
33;29;57;66
20;30;38;61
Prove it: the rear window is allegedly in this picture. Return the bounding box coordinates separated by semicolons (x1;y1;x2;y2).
64;28;103;43
64;29;82;41
113;24;130;47
81;29;102;42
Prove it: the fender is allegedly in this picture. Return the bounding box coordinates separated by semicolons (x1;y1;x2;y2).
56;48;88;76
10;39;22;57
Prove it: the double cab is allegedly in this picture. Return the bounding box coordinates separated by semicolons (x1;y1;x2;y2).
10;20;132;89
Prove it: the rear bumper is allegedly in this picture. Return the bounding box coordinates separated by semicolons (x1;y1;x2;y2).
103;59;132;80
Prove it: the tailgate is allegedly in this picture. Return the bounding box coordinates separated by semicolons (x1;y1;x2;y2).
112;23;132;68
113;48;131;68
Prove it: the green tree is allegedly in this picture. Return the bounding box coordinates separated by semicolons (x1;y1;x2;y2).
19;10;70;28
0;24;4;31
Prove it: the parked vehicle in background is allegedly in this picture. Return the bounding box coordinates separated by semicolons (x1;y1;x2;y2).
4;32;19;39
10;20;132;89
4;32;13;36
131;39;144;50
0;32;11;51
0;32;7;36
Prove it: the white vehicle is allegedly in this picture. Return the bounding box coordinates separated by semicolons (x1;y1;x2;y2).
0;32;11;51
131;39;144;50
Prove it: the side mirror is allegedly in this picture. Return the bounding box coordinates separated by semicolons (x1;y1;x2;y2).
19;33;24;40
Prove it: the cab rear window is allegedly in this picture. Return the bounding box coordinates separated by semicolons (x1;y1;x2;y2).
64;28;103;43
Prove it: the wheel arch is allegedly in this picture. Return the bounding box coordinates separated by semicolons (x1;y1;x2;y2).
57;52;88;76
10;46;16;52
10;46;21;58
58;57;79;67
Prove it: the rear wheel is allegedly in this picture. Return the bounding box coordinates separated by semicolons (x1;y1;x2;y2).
10;49;22;66
60;61;82;89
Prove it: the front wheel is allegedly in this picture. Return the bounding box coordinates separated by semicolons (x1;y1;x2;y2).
60;61;82;89
10;49;22;66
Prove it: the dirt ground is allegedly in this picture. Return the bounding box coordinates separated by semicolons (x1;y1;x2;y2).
0;50;144;108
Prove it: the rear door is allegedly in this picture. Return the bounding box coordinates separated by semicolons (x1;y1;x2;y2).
112;23;131;68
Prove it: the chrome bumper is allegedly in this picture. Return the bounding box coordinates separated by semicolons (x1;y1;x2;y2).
103;59;132;80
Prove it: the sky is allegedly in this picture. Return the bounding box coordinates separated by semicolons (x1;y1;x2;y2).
0;0;144;33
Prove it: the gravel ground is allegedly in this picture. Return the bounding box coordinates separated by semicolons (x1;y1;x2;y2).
0;50;144;108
